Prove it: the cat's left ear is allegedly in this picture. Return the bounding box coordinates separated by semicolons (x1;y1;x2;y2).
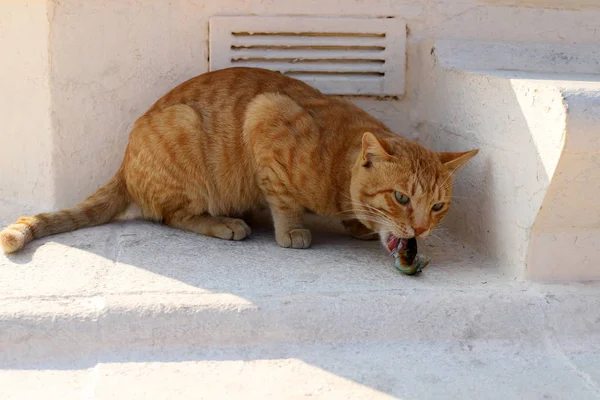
438;149;479;173
361;132;393;167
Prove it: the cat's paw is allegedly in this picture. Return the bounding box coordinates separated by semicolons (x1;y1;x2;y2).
276;228;312;249
214;218;251;241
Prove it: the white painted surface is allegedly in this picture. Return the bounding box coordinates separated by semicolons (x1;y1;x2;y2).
4;0;600;209
0;0;54;209
434;40;600;75
3;341;600;399
526;86;600;280
414;38;600;280
1;211;599;398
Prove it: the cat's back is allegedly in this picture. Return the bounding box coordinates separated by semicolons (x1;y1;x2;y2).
147;67;326;115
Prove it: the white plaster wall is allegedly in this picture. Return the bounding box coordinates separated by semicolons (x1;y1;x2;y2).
526;85;600;281
40;0;600;209
413;44;569;276
475;0;600;9
0;0;54;209
48;0;210;207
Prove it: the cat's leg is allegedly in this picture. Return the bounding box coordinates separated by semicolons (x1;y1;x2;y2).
257;185;311;248
268;202;312;249
165;211;251;241
342;219;379;241
245;93;312;249
252;154;311;249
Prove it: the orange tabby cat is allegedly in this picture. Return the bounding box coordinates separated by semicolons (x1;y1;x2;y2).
0;67;477;254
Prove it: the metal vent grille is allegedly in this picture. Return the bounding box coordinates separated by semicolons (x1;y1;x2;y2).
209;16;406;96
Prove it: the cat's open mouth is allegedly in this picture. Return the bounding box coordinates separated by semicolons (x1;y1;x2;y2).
386;234;409;255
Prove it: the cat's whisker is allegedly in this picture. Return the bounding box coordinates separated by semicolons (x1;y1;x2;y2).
341;199;415;236
442;174;469;190
354;216;396;229
335;209;359;216
439;163;464;188
337;205;393;222
344;200;391;220
352;213;398;229
340;196;394;220
339;204;387;217
341;209;394;225
432;225;452;235
428;233;450;247
354;213;397;228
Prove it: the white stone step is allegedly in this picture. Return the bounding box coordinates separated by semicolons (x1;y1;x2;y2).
2;205;599;363
3;341;600;399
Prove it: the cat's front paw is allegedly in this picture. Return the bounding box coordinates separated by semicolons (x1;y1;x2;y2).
276;228;312;249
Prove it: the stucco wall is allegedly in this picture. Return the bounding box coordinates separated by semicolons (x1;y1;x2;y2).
0;0;53;209
526;85;600;280
475;0;600;10
28;0;600;209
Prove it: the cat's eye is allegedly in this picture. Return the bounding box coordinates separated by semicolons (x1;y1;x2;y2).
432;203;444;211
394;191;410;205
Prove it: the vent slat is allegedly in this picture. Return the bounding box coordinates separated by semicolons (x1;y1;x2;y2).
210;16;406;96
230;61;385;74
285;75;385;95
231;58;385;64
231;35;387;47
228;49;387;61
232;32;386;38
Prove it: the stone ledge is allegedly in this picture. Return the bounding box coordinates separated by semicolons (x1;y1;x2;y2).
3;340;600;399
1;212;599;364
415;39;600;280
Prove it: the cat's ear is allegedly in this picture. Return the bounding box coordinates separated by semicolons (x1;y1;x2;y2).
361;132;392;167
438;149;479;172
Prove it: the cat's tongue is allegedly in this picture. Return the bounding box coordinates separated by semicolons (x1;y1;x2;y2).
387;235;408;254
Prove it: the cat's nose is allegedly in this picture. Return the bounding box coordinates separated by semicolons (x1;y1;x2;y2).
413;226;428;237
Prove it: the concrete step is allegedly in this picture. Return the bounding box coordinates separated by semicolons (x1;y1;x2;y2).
3;340;600;400
1;205;600;364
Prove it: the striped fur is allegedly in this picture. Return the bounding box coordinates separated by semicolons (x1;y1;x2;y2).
1;67;477;254
1;172;129;253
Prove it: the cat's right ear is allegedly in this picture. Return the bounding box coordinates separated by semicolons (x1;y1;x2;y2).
361;132;392;167
438;149;479;172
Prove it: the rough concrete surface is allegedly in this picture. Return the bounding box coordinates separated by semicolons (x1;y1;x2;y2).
3;341;600;400
1;202;600;398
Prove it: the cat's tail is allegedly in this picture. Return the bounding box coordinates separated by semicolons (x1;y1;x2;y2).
0;170;130;254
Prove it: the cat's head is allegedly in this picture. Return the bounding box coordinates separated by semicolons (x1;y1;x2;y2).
350;132;478;253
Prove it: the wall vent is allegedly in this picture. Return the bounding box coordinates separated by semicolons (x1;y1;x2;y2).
209;16;406;96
